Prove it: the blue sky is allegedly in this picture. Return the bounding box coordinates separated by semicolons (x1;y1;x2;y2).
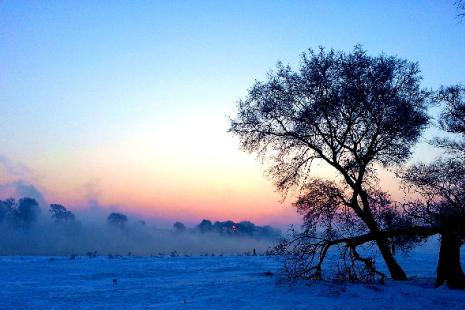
0;1;464;225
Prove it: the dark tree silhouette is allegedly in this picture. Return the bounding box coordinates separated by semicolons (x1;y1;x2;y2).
0;197;40;227
173;221;186;233
49;204;75;223
457;0;465;19
0;198;16;223
400;85;465;288
107;212;128;228
272;180;427;283
237;221;256;236
433;85;465;156
197;219;213;233
15;198;40;227
402;159;465;288
229;46;431;280
213;220;235;234
195;219;280;239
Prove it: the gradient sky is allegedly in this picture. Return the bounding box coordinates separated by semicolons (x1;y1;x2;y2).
0;1;464;226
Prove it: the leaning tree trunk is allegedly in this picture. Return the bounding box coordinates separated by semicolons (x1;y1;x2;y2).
375;236;408;281
358;192;408;281
435;233;465;289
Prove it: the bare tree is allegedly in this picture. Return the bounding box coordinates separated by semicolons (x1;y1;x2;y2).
49;204;75;223
173;221;186;233
400;85;465;288
15;198;41;227
0;197;41;227
457;0;465;19
230;46;430;280
432;85;465;156
0;198;16;224
107;212;128;229
402;160;465;288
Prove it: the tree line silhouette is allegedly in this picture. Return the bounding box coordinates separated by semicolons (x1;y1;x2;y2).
193;219;280;239
0;199;280;240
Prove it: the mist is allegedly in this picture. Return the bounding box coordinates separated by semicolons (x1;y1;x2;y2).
0;193;280;256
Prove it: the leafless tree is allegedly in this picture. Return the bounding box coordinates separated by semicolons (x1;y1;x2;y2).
50;204;75;224
432;85;465;156
401;159;465;288
230;46;431;280
400;85;465;288
107;212;128;229
272;179;431;284
456;0;465;19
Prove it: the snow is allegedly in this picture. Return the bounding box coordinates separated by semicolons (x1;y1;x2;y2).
1;249;464;309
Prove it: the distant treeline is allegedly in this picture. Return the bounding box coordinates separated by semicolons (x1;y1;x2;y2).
0;197;281;240
0;197;41;227
174;219;281;239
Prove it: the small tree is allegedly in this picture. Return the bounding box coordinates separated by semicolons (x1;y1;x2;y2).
173;221;186;233
49;204;75;223
197;219;213;233
230;46;430;280
15;198;40;227
107;212;128;228
0;198;16;223
0;197;41;227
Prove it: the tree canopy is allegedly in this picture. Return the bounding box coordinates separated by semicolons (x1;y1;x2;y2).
230;46;431;281
230;46;429;194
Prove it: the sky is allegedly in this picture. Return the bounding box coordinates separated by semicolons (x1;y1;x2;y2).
0;1;464;227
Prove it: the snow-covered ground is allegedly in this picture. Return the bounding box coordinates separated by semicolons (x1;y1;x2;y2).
1;249;464;309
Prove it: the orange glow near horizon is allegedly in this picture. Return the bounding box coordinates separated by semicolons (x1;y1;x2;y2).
1;0;464;230
11;127;406;228
2;112;409;227
13;116;304;226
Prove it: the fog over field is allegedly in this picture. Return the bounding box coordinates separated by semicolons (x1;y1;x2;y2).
0;222;276;256
1;2;465;309
0;182;280;256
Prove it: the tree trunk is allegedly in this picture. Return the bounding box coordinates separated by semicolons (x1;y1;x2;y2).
356;191;408;281
435;233;465;289
375;237;408;281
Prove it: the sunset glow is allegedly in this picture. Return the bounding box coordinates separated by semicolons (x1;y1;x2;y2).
1;1;464;227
